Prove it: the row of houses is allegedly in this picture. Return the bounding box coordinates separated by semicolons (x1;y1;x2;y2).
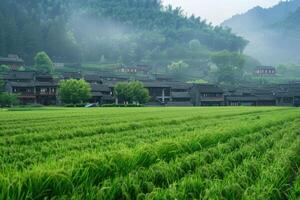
2;71;300;106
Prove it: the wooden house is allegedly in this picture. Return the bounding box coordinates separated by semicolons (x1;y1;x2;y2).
142;81;172;104
115;65;151;74
169;82;192;106
224;86;277;106
89;83;114;104
275;83;300;107
4;71;58;105
191;84;224;106
255;66;276;76
0;55;24;70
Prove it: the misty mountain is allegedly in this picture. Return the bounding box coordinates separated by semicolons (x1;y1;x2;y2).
222;0;300;65
0;0;247;68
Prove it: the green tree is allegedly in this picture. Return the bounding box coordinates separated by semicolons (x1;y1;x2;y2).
34;51;54;73
0;78;4;92
0;65;10;74
0;93;19;107
114;82;133;104
130;81;150;104
211;50;245;85
189;39;202;51
168;60;189;74
58;79;91;105
115;81;150;104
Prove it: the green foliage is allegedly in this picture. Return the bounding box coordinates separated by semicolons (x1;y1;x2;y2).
168;60;189;74
0;79;4;92
34;51;54;73
211;50;245;85
0;92;19;107
115;81;150;104
0;65;9;74
58;79;91;104
0;0;247;65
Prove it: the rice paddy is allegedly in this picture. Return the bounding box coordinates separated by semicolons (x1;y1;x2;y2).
1;107;300;199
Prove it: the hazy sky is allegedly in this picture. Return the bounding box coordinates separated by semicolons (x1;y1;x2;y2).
162;0;281;25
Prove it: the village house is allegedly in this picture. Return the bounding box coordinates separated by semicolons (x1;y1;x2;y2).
0;55;24;70
4;71;58;105
141;81;172;104
168;82;193;106
83;74;114;104
3;70;300;107
255;66;276;76
275;83;300;107
115;65;151;75
224;86;277;106
191;84;224;106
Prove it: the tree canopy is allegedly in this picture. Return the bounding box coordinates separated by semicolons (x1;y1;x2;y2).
168;60;189;74
0;93;19;107
115;81;150;104
58;79;91;104
34;52;54;74
0;0;247;66
211;50;245;85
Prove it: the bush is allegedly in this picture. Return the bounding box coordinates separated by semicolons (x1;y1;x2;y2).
0;93;19;107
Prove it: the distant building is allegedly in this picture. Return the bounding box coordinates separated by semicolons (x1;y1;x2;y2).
0;55;24;70
115;65;151;74
224;86;277;106
191;84;224;106
4;71;58;105
53;63;65;68
62;72;82;80
142;81;172;104
255;66;276;75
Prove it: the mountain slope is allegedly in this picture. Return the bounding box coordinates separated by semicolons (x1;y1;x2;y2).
0;0;247;67
222;0;300;65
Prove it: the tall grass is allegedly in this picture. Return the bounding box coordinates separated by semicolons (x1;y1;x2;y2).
0;107;299;199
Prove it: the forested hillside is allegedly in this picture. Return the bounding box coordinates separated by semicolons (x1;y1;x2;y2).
0;0;247;67
222;0;300;65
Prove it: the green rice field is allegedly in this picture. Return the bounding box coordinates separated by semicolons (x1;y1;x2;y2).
1;107;300;199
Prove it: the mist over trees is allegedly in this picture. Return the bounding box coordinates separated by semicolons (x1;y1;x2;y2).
222;0;300;65
0;0;247;67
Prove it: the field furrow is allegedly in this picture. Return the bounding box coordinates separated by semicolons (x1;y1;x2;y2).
0;107;299;200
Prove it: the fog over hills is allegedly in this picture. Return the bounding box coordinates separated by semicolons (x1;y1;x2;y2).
222;0;300;65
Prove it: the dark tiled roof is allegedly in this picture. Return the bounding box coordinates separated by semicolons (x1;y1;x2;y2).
7;81;57;87
194;84;223;93
35;82;58;87
0;57;24;63
7;81;35;87
170;82;192;90
63;72;82;79
84;74;103;82
90;83;111;92
171;92;191;98
3;71;34;80
142;81;172;88
226;95;276;101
